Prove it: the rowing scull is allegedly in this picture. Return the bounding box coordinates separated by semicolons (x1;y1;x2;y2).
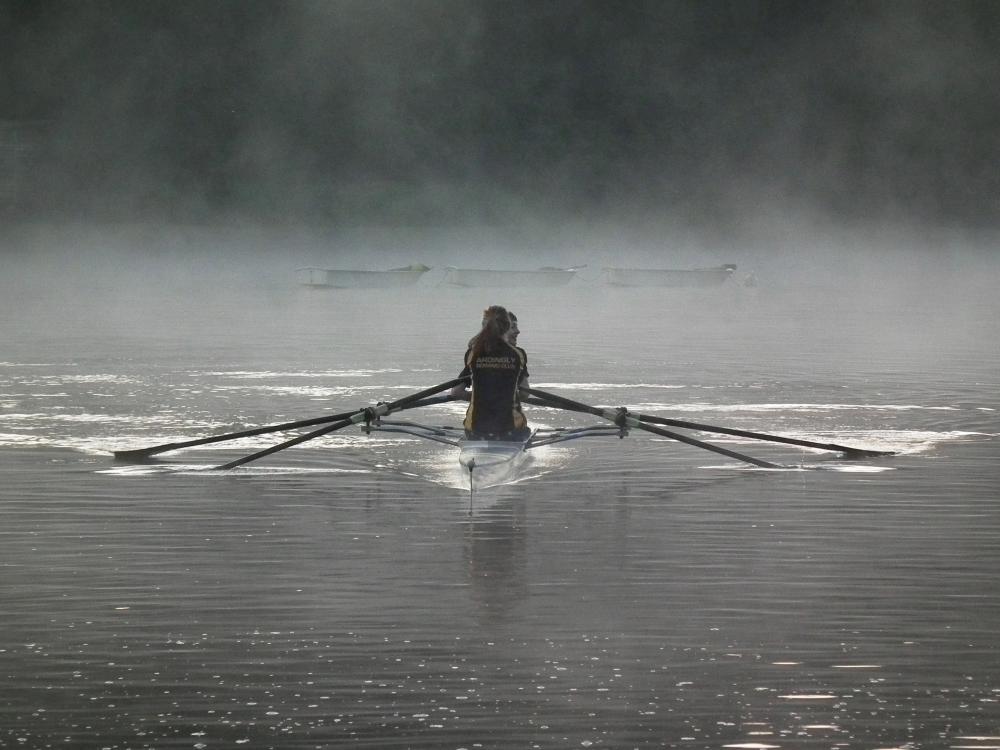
363;418;624;492
111;378;895;483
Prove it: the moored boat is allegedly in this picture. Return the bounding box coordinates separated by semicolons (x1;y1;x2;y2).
443;266;581;288
602;264;737;287
296;264;430;288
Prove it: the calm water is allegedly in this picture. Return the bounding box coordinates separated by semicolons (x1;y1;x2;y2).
2;250;999;749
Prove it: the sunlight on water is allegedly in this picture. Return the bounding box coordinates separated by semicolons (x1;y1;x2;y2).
206;368;403;378
632;401;962;412
702;462;896;472
535;381;688;390
97;464;375;477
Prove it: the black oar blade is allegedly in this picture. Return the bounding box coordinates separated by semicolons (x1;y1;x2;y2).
840;447;897;458
113;447;171;462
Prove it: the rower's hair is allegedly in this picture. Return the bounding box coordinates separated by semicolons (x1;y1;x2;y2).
469;305;511;362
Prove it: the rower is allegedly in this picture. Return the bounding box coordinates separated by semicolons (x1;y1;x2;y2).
506;311;520;346
450;305;530;441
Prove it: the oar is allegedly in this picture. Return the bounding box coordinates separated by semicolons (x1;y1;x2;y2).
525;387;779;469
524;393;892;458
113;409;359;461
113;394;457;462
214;379;464;470
633;414;894;457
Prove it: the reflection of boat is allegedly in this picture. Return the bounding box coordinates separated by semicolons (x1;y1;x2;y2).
443;266;581;287
602;264;737;287
296;264;430;288
463;510;529;619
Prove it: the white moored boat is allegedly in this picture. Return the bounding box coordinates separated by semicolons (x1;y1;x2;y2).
297;264;430;288
443;266;581;288
602;264;737;287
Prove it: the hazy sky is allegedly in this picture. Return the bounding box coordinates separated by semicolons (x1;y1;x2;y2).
1;0;998;229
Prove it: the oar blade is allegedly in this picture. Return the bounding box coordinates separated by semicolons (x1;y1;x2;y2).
840;447;897;458
113;447;167;462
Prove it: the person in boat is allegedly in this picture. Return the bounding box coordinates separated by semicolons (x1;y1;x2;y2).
451;305;530;441
465;309;519;348
506;311;520;346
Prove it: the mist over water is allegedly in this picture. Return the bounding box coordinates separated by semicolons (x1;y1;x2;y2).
2;220;998;367
2;1;999;226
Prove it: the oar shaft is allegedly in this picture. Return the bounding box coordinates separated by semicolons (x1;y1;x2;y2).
631;420;778;468
526;387;892;459
525;387;779;469
216;416;357;470
636;414;893;456
215;378;464;470
114;409;358;460
523;388;600;415
390;382;464;410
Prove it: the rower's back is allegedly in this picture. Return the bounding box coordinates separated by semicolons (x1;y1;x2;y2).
458;306;529;440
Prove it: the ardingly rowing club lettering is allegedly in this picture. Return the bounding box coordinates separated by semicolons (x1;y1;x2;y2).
476;356;517;369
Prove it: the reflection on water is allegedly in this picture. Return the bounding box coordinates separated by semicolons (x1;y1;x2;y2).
1;277;999;748
463;501;530;623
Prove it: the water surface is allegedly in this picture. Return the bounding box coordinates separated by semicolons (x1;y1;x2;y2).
2;254;999;748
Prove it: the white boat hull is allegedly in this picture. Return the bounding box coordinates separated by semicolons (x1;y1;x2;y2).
602;264;736;287
297;265;429;288
458;439;529;488
443;267;577;288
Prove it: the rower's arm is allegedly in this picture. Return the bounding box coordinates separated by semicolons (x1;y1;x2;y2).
450;381;471;400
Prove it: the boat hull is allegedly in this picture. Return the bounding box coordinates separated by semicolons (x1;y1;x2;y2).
458;438;529;488
296;265;429;288
443;267;577;287
602;264;736;287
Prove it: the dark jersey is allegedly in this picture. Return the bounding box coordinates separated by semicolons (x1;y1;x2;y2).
458;343;529;437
